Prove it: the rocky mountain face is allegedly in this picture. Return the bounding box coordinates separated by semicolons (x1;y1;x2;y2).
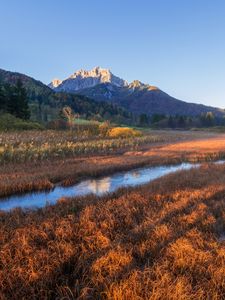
49;79;62;89
49;67;128;92
49;67;225;117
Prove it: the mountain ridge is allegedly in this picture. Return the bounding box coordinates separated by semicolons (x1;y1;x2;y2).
0;68;132;124
49;66;128;92
76;82;224;117
1;67;224;119
49;67;225;116
49;66;225;117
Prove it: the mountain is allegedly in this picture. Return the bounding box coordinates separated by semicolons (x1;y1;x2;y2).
49;66;128;92
77;81;225;117
0;68;52;98
49;67;225;117
0;68;132;124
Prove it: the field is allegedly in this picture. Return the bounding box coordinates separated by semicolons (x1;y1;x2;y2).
0;129;219;198
0;129;225;299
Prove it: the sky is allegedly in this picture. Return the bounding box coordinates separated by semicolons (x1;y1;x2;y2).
0;0;225;107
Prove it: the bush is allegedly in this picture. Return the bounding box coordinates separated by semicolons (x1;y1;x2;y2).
99;121;110;137
108;127;142;138
47;119;69;130
0;113;44;131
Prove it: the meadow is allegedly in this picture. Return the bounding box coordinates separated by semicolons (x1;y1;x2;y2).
0;129;222;198
0;128;205;197
0;129;225;299
0;160;225;299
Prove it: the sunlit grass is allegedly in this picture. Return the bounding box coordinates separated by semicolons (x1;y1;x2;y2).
0;130;166;164
0;163;225;299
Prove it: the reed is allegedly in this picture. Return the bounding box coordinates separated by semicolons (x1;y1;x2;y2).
0;163;225;299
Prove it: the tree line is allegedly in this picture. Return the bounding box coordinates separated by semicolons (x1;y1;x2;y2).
0;79;224;129
138;112;225;128
0;80;30;120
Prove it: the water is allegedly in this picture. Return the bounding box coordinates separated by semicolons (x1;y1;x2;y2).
0;162;200;211
1;160;225;212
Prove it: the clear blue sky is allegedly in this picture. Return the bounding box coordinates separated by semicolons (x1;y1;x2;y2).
1;0;225;107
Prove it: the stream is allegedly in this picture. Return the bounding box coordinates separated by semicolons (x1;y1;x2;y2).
1;160;224;211
0;162;203;211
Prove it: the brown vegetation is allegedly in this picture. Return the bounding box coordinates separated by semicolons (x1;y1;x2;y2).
107;127;142;138
0;131;223;198
0;162;225;299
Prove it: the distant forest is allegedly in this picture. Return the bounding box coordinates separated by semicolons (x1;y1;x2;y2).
139;112;225;129
0;80;224;129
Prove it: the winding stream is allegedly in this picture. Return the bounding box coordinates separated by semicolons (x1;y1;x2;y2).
1;160;225;212
0;162;202;211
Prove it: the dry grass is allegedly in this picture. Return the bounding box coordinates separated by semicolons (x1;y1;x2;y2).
108;127;142;138
1;130;225;298
0;163;225;299
0;129;171;164
140;135;225;161
0;131;224;198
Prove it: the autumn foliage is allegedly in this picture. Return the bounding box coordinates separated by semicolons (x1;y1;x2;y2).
108;127;142;138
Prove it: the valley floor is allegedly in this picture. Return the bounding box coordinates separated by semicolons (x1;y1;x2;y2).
0;130;225;299
0;130;223;198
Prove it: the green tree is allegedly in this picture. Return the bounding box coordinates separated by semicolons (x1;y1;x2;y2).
151;114;166;124
139;113;149;126
178;116;186;128
5;83;18;116
168;116;175;128
0;83;6;112
14;80;30;119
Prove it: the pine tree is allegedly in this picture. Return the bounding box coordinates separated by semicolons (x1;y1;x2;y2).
14;80;30;119
0;83;6;112
139;113;149;126
5;83;17;116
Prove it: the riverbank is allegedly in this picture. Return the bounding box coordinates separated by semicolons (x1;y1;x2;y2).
0;131;225;198
0;161;225;299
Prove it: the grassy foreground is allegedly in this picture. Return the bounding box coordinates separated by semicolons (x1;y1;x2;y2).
1;130;225;299
0;162;225;299
0;130;219;198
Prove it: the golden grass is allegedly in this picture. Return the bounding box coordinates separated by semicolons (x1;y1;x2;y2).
1;130;225;298
0;131;224;198
0;163;225;299
139;135;225;162
0;129;168;164
108;127;142;138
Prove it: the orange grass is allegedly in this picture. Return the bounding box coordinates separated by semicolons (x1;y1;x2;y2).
0;131;225;198
0;163;225;299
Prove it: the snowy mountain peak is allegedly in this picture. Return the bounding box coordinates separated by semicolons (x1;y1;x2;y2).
49;67;128;92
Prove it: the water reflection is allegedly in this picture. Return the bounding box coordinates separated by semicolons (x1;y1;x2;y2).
130;171;141;178
0;162;201;211
87;177;111;194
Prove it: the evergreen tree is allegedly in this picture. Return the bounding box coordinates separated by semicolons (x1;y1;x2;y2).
139;113;149;126
178;116;185;128
0;83;6;111
151;114;166;124
168;116;175;128
5;83;18;116
14;79;30;119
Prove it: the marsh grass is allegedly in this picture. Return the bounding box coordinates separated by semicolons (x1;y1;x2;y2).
0;130;166;164
0;131;225;198
0;163;225;299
